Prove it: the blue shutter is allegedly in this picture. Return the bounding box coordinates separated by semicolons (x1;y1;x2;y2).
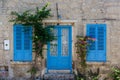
86;24;106;62
96;24;106;61
23;27;32;61
14;24;24;61
14;24;32;61
86;24;97;61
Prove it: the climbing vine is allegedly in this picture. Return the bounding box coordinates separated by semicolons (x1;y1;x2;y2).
10;3;54;58
75;36;95;72
10;3;55;79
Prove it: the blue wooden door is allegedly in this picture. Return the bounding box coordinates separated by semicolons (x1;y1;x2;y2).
47;25;72;71
14;24;32;61
86;24;106;62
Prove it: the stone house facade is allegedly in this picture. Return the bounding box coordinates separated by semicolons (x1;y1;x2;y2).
0;0;120;79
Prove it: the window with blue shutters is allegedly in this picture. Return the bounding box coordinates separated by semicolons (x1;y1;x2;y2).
86;24;106;62
14;24;32;61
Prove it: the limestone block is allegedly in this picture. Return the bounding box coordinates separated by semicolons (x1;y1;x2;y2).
0;44;3;50
0;50;3;64
107;7;120;14
0;1;2;8
0;33;3;38
0;38;3;43
12;64;32;78
6;0;18;8
3;31;9;37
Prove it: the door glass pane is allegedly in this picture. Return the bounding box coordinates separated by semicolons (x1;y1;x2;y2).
50;29;58;56
62;28;69;56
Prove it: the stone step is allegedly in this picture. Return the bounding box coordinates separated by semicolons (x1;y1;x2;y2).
48;70;71;73
44;73;74;80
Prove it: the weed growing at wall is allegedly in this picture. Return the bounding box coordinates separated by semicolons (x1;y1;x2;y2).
110;66;120;80
76;68;100;80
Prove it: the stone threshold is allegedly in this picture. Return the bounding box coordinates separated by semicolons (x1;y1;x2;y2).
48;70;71;74
44;73;74;80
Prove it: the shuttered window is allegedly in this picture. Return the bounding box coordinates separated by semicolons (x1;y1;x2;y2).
14;24;32;61
86;24;106;62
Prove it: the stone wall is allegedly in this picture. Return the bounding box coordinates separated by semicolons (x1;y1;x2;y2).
0;0;120;79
